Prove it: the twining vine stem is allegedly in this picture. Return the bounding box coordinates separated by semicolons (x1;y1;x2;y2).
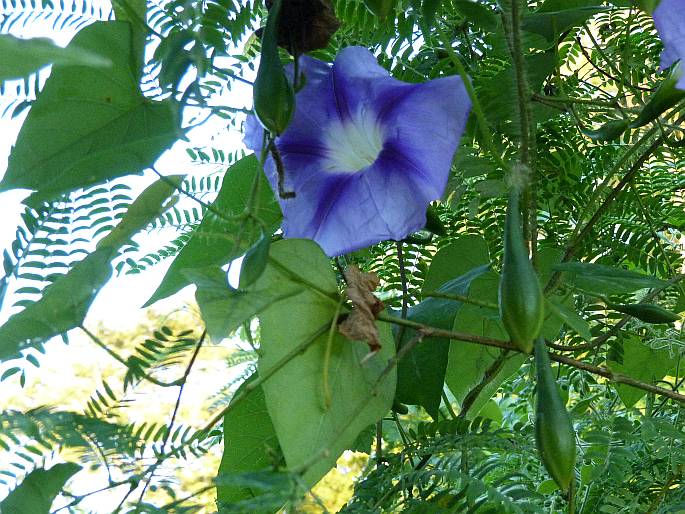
506;0;538;257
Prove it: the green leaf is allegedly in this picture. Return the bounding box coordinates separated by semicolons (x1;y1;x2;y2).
546;298;592;342
553;262;667;295
523;0;606;44
453;0;498;31
0;463;81;514
607;335;674;408
258;239;396;485
0;35;110;81
195;260;303;343
422;0;441;28
395;236;490;418
538;246;573;342
97;175;182;250
630;63;685;128
1;22;179;206
443;238;526;416
423;235;492;290
146;154;281;306
217;373;282;509
396;264;489;418
0;248;114;361
111;0;147;79
0;176;177;361
154;29;195;90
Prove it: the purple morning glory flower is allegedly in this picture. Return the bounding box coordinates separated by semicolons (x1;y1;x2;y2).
653;0;685;89
245;46;471;256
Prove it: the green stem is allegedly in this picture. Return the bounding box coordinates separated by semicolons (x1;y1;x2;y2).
423;290;498;310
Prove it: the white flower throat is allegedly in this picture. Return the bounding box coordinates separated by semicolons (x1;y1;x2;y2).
323;108;384;173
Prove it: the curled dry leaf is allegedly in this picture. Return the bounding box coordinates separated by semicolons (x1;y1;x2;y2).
339;266;384;352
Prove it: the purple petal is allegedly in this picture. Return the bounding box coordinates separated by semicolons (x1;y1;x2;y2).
245;46;472;256
654;0;685;89
377;76;472;199
281;161;429;256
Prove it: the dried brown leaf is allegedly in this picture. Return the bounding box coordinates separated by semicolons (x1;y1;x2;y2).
339;266;384;352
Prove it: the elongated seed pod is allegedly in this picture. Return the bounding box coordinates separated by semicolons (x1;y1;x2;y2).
253;0;295;134
607;302;680;324
534;337;576;493
499;191;544;354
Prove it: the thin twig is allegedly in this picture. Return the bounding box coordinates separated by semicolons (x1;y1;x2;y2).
133;330;207;511
377;314;685;404
80;325;182;388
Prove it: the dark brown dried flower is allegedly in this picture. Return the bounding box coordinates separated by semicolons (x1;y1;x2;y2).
261;0;341;54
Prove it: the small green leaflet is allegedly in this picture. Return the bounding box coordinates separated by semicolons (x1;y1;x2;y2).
1;21;179;206
0;34;110;81
453;0;498;31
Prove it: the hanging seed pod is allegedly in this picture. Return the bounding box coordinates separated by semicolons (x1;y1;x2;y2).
534;337;576;493
607;301;680;324
362;0;396;18
498;191;544;354
253;0;295;134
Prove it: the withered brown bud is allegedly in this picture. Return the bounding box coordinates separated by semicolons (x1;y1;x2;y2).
260;0;341;54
